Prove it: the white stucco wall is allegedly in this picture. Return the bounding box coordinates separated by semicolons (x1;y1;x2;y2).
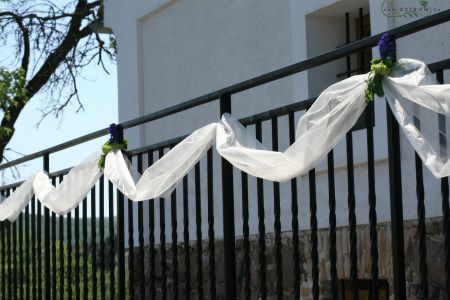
138;0;304;143
105;0;449;244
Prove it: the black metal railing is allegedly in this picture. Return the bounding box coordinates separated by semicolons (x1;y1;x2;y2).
0;9;450;300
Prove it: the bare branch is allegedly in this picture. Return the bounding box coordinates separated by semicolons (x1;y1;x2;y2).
0;0;114;163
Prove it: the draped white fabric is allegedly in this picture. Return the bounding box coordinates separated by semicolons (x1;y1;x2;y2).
0;154;101;221
217;74;368;181
1;58;449;221
104;123;218;201
383;59;450;177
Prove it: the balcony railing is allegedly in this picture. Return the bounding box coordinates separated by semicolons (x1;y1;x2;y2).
1;9;450;300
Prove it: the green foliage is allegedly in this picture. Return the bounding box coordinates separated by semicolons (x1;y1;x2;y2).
98;140;128;171
365;57;395;103
370;57;394;76
0;126;13;139
0;67;28;118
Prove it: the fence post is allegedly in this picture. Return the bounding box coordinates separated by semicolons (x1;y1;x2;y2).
116;125;126;300
43;153;51;300
220;93;237;299
386;102;406;300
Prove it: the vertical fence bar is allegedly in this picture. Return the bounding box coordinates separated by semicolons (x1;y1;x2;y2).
83;196;88;300
413;117;429;300
51;213;56;300
16;205;21;300
43;153;50;300
171;190;179;299
59;175;65;300
359;8;366;73
75;204;80;300
386;100;407;300
108;180;115;300
91;185;97;300
159;148;167;300
19;207;23;300
327;150;338;300
207;149;216;300
366;103;379;300
117;186;126;300
309;169;319;300
359;18;371;271
137;154;146;300
67;210;72;300
6;208;11;300
6;195;11;300
117;121;126;300
0;213;4;300
195;162;203;299
345;12;359;300
51;179;57;300
436;69;450;297
346;130;359;300
37;197;42;300
288;112;301;300
25;197;30;300
220;93;237;300
99;175;105;300
147;152;156;300
12;201;17;300
271;116;283;300
255;120;266;300
241;170;251;300
127;157;135;300
441;186;450;294
31;197;36;300
170;156;179;300
183;175;190;300
305;101;319;300
1;219;4;300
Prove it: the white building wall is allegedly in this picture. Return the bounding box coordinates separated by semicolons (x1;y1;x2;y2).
104;0;449;244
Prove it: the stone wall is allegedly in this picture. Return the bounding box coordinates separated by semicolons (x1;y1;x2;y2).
131;218;448;299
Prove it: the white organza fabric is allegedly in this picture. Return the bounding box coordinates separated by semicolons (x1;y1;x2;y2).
216;74;368;181
383;59;450;177
0;153;101;221
104;123;218;201
1;58;449;221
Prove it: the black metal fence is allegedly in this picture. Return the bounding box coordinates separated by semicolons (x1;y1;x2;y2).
1;9;450;300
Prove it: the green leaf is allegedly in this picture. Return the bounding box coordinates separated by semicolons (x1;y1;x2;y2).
374;74;385;97
98;156;106;172
0;67;28;113
370;57;383;65
98;139;128;171
0;126;13;139
371;62;391;76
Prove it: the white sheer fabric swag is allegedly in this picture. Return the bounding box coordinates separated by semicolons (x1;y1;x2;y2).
1;58;449;221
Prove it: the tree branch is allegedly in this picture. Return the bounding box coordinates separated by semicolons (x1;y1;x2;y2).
0;0;106;162
12;15;30;73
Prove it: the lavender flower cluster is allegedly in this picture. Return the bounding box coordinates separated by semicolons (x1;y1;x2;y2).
109;123;117;141
99;123;127;171
365;33;397;102
378;33;396;61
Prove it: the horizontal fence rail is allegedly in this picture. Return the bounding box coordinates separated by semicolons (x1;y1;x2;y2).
1;10;450;300
1;9;450;170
